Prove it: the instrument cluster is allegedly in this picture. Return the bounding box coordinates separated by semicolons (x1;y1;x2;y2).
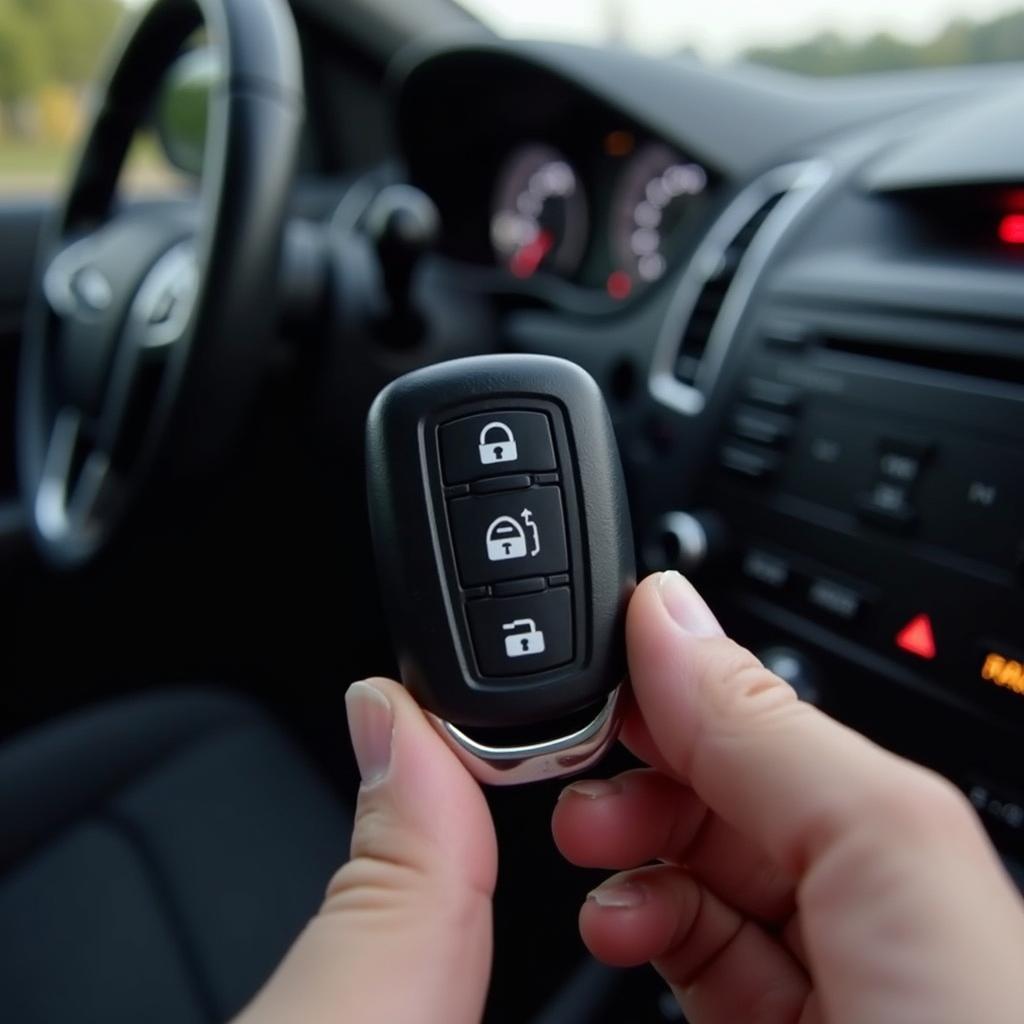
488;130;713;301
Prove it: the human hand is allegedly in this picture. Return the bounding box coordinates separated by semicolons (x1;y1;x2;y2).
235;678;497;1024
553;572;1024;1023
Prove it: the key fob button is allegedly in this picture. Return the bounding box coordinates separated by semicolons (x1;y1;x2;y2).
440;411;557;484
467;588;573;678
449;486;569;586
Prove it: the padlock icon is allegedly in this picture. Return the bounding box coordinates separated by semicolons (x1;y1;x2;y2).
486;516;528;561
478;421;518;465
503;618;546;659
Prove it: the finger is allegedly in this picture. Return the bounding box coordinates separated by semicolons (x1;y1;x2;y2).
234;678;497;1024
630;572;980;872
617;687;675;776
554;769;794;921
628;571;1024;1022
581;865;810;1023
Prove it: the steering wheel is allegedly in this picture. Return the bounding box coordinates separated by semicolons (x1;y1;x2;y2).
17;0;303;568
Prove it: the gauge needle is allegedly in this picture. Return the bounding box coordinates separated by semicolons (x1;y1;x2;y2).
510;229;554;279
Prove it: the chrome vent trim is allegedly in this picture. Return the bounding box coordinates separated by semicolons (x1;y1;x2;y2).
650;160;831;416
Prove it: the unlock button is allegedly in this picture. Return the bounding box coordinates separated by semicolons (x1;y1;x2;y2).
467;588;574;678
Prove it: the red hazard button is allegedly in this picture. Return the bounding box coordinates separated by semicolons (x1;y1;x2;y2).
895;613;937;660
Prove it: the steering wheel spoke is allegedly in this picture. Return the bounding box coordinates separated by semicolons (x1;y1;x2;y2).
35;408;119;554
18;0;303;567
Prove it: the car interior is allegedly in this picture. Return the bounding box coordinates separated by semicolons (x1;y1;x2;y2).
2;0;1023;1021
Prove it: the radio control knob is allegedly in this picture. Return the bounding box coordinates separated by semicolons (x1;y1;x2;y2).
643;510;725;574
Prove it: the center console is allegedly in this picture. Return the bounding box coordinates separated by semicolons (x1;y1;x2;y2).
635;160;1024;866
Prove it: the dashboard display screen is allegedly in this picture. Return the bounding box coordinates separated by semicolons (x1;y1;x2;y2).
490;144;589;279
489;133;711;300
609;143;708;286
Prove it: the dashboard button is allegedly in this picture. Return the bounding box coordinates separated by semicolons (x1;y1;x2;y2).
895;613;937;660
440;411;556;485
720;444;779;480
448;486;568;586
732;407;793;447
807;578;864;621
858;483;917;532
759;646;819;704
467;588;573;677
744;378;800;412
966;778;1024;838
742;549;791;589
762;321;810;353
878;450;925;484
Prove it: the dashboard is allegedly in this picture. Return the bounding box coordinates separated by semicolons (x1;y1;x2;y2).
387;40;1024;876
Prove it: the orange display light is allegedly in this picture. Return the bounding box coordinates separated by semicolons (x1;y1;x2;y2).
981;651;1024;697
603;130;635;158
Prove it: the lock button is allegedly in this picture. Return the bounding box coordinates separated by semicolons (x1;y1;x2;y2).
467;588;574;678
448;486;569;586
440;411;557;484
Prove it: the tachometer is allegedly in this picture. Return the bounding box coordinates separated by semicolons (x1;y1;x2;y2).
490;144;588;279
611;143;708;287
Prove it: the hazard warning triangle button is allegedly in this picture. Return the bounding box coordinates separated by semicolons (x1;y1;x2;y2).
895;614;937;660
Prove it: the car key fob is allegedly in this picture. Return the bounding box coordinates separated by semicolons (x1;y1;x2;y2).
366;354;635;784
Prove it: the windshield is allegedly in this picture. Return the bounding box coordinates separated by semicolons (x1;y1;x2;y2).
457;0;1024;75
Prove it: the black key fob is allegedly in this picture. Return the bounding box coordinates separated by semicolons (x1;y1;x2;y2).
366;354;635;784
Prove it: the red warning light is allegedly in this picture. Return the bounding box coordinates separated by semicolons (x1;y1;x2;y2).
998;213;1024;245
606;270;633;301
895;614;937;660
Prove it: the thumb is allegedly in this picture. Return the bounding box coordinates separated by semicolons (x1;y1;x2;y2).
235;678;498;1024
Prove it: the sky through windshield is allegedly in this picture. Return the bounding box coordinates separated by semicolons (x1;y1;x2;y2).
457;0;1023;65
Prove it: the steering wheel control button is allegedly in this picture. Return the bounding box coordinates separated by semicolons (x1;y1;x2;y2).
467;589;574;677
449;486;568;586
70;266;113;314
367;354;633;784
440;411;556;484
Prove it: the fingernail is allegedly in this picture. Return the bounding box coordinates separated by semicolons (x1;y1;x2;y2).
559;779;622;801
657;571;723;637
587;882;646;909
346;681;394;787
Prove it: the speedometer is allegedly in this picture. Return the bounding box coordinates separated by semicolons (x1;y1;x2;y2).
611;143;708;287
490;144;588;280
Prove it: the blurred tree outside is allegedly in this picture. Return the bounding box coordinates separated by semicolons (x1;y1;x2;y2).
0;0;184;195
0;0;122;138
745;7;1024;76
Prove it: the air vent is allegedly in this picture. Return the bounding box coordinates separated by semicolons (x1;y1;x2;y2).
650;161;829;416
674;191;786;386
821;334;1024;388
